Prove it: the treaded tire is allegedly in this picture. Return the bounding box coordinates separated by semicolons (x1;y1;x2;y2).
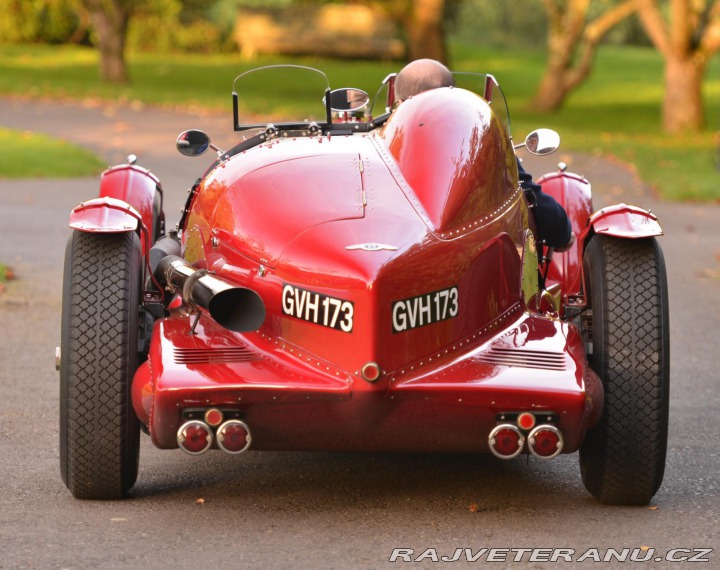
580;235;669;505
60;231;141;499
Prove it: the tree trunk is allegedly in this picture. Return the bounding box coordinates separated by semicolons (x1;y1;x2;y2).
663;55;706;132
405;0;448;63
529;0;636;113
531;63;574;113
84;0;131;83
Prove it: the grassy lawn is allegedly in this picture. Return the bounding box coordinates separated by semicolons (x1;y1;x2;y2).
0;127;105;178
0;263;11;281
0;43;718;200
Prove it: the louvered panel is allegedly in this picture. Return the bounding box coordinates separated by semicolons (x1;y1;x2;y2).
174;347;260;364
477;348;566;371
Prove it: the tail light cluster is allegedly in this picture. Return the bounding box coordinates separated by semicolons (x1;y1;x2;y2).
177;408;252;455
488;412;563;460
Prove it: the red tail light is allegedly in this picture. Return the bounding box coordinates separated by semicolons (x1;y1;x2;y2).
177;421;212;455
528;425;563;459
488;424;524;459
204;408;224;427
517;412;536;430
216;420;252;454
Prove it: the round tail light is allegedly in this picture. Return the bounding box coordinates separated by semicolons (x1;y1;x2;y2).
204;408;224;427
216;420;252;454
517;412;536;430
177;421;212;455
488;424;524;459
528;425;563;459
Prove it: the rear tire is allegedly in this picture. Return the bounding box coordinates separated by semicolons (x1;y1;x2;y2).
579;235;669;505
60;231;141;499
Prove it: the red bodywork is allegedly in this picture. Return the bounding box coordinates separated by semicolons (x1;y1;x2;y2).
82;85;658;457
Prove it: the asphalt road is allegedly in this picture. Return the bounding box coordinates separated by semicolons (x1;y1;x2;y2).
1;97;719;569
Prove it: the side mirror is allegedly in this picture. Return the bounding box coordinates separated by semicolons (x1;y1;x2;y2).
327;88;370;112
523;128;560;155
176;129;211;157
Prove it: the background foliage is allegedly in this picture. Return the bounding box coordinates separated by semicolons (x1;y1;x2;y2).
0;0;718;199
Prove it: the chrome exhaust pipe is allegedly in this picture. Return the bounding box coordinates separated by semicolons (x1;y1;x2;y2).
488;424;524;459
177;421;213;455
528;425;563;459
155;255;265;332
216;420;252;454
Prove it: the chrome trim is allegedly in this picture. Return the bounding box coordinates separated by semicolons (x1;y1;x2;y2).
176;420;213;455
361;362;382;382
517;412;536;430
204;408;224;427
216;420;252;455
528;425;563;459
345;243;398;252
488;424;524;460
55;345;61;372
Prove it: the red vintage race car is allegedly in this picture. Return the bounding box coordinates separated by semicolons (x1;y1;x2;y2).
58;66;669;505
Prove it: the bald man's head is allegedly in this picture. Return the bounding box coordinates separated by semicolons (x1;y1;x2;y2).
394;59;454;102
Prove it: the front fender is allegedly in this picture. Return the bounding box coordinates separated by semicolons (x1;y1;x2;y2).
98;163;163;246
538;171;593;299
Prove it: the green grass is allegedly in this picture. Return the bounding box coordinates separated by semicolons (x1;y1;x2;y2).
0;43;718;200
0;127;105;178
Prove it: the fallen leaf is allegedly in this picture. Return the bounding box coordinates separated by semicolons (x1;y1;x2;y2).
647;506;659;511
195;498;205;505
640;546;651;551
469;503;479;513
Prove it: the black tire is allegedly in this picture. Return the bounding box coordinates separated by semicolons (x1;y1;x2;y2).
580;235;670;505
60;231;141;499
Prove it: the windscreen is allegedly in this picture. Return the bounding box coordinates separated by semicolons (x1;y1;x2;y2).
232;65;331;130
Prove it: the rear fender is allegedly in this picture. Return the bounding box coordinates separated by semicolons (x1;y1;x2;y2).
69;196;144;234
69;196;164;300
573;204;663;310
581;203;663;241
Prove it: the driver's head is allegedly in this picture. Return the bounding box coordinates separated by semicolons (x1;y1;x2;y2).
394;59;454;102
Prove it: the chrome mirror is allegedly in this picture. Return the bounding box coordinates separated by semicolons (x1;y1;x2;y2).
523;128;560;155
176;130;211;157
327;88;370;112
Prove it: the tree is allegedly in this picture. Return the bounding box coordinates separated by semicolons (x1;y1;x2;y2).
82;0;141;83
402;0;449;61
635;0;720;132
374;0;453;63
530;0;636;113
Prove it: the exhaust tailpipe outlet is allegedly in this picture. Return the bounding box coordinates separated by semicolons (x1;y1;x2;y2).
488;424;524;459
216;420;252;454
528;425;563;459
155;255;265;332
177;421;213;455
